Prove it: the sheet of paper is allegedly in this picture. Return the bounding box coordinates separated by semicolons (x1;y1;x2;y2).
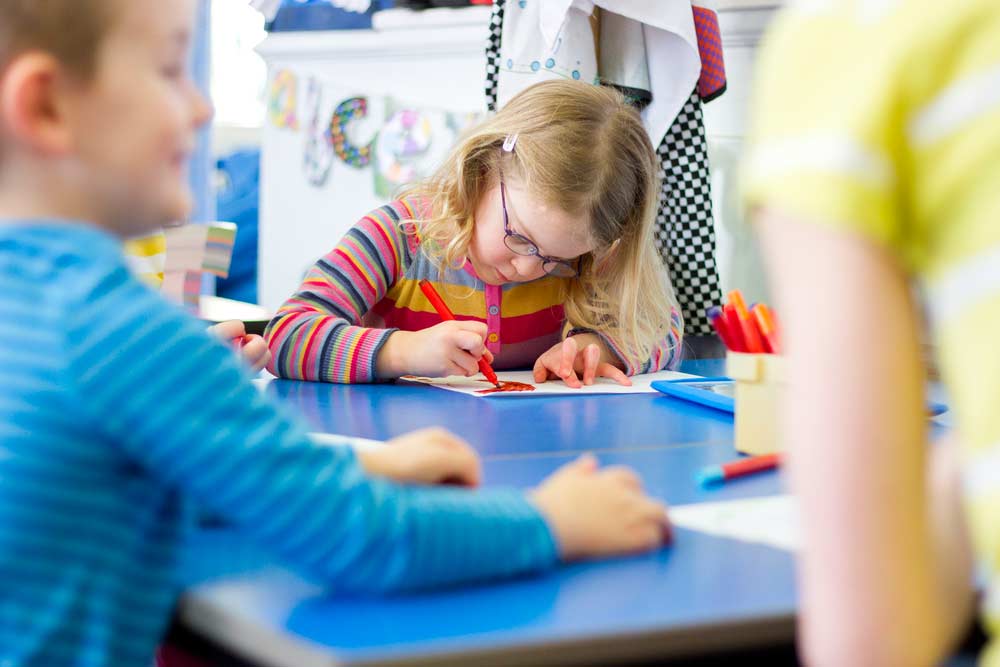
396;369;695;397
669;495;799;552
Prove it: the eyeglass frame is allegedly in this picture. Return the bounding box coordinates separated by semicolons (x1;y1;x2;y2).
498;171;581;279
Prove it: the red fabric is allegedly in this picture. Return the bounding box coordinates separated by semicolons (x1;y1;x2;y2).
693;6;726;101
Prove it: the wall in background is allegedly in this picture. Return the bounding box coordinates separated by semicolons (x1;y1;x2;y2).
211;0;268;129
209;0;267;159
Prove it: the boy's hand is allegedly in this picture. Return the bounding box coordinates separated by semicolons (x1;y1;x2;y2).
209;320;272;372
533;335;630;388
531;455;670;559
355;427;482;487
376;322;494;379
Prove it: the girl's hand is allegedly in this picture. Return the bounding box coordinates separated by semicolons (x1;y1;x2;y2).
377;321;494;379
356;427;482;487
209;320;272;373
531;454;670;559
533;335;630;388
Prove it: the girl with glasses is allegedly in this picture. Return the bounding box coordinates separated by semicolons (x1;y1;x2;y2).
265;80;682;386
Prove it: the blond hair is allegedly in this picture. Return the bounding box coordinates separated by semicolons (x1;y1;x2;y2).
404;80;681;363
0;0;118;78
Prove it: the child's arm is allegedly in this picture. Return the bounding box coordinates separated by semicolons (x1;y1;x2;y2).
373;319;494;380
263;204;411;383
758;214;974;666
67;266;668;592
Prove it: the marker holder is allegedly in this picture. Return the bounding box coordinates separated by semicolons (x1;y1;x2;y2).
726;352;785;456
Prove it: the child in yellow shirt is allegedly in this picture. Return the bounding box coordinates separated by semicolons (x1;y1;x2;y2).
745;0;1000;663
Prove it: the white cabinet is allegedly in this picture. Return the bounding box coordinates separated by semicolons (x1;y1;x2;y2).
256;3;781;311
257;15;490;310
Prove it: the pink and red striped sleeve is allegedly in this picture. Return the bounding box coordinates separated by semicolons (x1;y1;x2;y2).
263;203;411;383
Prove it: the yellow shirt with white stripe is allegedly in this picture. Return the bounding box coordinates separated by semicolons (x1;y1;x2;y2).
123;231;166;287
743;0;1000;661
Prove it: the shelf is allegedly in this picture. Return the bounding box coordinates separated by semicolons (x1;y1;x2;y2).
257;2;782;62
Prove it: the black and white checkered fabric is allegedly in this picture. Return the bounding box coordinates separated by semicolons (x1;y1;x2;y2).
654;90;721;335
485;0;722;335
484;0;505;112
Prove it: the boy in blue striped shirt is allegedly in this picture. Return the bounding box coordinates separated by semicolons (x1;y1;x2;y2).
0;1;671;665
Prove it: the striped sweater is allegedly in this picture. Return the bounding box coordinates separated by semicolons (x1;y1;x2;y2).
265;197;682;383
0;222;557;667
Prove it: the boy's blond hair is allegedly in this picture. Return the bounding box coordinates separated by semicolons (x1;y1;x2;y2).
405;80;681;363
0;0;117;78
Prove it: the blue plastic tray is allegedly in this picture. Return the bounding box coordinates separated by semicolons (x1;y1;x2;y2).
652;377;949;417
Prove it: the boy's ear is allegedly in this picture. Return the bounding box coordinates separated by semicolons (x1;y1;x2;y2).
0;52;74;156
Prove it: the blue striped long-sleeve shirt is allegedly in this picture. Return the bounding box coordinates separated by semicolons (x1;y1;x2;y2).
0;222;558;667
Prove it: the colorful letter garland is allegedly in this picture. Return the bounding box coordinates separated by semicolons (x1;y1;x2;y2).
302;77;336;186
328;97;374;169
273;73;483;190
267;69;299;130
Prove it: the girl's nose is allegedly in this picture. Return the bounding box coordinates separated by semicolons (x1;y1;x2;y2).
510;254;545;279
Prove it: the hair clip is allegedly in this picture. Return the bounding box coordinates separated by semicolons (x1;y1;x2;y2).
502;134;519;152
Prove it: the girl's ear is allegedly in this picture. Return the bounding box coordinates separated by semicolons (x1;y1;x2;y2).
0;52;75;157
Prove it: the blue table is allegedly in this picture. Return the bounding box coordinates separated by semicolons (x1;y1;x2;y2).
176;359;799;666
262;359;737;459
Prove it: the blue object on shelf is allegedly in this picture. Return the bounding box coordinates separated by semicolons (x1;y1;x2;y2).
216;149;260;305
267;0;395;31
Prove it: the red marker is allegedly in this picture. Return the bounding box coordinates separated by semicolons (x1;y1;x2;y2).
707;306;736;351
751;303;781;354
698;453;781;486
723;303;747;352
418;279;500;388
728;290;764;354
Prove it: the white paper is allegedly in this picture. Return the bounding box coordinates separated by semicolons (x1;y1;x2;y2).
669;495;799;552
397;369;695;397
